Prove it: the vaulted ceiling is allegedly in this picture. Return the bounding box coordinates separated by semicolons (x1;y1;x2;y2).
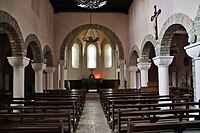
49;0;134;14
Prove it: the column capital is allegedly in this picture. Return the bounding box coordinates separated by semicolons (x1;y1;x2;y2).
7;56;30;68
128;66;138;72
45;67;55;73
153;56;174;67
59;60;65;65
120;60;126;65
31;63;46;71
137;62;151;70
194;57;200;61
184;41;200;58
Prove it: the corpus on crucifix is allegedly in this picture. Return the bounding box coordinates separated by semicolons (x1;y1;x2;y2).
151;5;161;40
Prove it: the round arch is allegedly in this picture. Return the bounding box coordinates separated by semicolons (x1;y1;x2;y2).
158;13;194;56
60;24;124;60
43;45;54;67
140;34;156;61
129;45;140;66
0;10;25;56
25;34;43;63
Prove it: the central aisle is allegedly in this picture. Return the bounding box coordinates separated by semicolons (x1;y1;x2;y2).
76;93;111;133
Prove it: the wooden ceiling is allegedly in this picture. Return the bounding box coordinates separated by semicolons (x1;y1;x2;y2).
49;0;134;14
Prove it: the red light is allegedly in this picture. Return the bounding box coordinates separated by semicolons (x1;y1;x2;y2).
94;73;101;79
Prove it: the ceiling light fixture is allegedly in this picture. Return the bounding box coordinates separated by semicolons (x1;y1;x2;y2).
82;12;99;44
74;0;107;9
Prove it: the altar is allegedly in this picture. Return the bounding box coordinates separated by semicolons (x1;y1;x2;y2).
67;79;119;92
82;78;102;92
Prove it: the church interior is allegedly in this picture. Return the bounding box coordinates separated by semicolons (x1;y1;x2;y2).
1;0;200;132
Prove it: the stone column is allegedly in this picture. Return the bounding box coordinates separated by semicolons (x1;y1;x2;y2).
137;62;151;87
31;63;46;93
45;67;55;90
185;41;200;102
119;60;126;89
128;66;138;89
43;72;47;91
59;60;65;89
153;56;174;96
7;57;30;98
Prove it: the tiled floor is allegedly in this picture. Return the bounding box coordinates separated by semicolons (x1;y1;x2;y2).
76;93;111;133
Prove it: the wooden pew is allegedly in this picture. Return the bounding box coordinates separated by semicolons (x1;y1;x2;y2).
0;89;86;132
106;97;188;122
127;120;200;133
100;91;159;116
0;105;76;132
0;112;71;133
0;89;86;123
104;95;173;112
0;90;86;132
0;100;80;130
116;108;200;133
0;125;63;133
110;98;192;131
33;90;86;110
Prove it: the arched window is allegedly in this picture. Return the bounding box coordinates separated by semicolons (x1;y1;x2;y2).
72;43;79;68
104;44;112;68
87;44;97;68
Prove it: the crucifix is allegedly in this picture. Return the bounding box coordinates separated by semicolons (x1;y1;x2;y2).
151;5;161;40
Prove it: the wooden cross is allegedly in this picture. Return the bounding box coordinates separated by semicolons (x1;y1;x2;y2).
151;5;161;40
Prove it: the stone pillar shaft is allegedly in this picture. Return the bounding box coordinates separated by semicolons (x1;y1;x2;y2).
153;56;174;96
185;41;200;102
129;66;138;89
59;60;65;89
31;63;46;93
119;60;125;89
7;57;30;98
194;57;200;101
137;62;151;87
45;67;55;90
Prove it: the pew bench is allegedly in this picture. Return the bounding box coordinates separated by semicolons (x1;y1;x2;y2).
0;99;81;124
0;112;71;133
116;108;200;133
106;97;189;122
0;105;76;132
0;125;64;133
110;101;200;132
127;120;200;133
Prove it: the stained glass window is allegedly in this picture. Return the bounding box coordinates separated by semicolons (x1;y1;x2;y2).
72;43;79;68
104;44;112;68
87;44;97;68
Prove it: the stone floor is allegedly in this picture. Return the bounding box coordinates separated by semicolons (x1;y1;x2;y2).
76;93;200;133
76;93;111;133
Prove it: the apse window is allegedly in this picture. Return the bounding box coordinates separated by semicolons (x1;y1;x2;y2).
104;44;112;68
72;43;79;68
87;44;97;68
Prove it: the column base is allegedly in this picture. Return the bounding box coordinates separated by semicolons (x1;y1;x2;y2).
119;86;125;89
58;87;66;90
